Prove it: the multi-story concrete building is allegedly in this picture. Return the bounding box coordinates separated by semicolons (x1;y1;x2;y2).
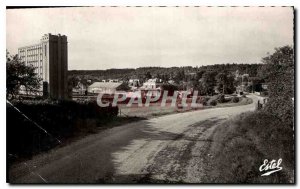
18;33;68;99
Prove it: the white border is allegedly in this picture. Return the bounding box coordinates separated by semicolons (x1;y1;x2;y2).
1;1;299;189
2;0;299;6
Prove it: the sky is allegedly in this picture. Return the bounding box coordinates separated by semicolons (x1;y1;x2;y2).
6;7;294;70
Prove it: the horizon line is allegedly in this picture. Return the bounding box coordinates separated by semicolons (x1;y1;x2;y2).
68;62;264;71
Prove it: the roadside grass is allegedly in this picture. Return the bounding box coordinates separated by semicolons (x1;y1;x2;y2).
208;111;294;183
215;97;253;108
119;104;179;118
119;96;253;118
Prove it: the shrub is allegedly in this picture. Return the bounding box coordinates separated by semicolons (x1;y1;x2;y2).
209;100;217;106
262;46;294;127
202;96;210;106
161;84;178;96
218;94;226;103
264;97;294;128
232;96;239;103
7;99;119;162
261;91;268;96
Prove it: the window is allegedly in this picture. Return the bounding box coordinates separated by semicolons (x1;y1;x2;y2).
44;45;47;56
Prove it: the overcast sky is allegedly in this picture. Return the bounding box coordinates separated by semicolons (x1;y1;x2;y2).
6;7;293;70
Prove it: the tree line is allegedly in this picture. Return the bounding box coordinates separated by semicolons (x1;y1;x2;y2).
69;63;265;95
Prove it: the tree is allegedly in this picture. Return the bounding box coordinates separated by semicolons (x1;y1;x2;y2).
202;71;217;96
262;46;294;127
215;72;227;94
161;74;169;83
247;77;264;93
155;73;161;79
6;52;41;99
68;76;80;88
196;70;205;81
174;70;185;84
226;74;235;94
145;71;152;80
215;72;235;94
161;83;178;96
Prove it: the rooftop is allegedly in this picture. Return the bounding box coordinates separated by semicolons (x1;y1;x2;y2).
88;82;122;89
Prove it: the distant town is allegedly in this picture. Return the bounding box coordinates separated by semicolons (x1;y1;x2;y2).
14;33;269;103
69;65;268;100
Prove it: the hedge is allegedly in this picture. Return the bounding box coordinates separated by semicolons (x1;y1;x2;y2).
7;99;118;163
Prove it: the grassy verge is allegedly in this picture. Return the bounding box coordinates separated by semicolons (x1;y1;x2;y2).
216;97;253;108
207;111;294;183
119;96;253;118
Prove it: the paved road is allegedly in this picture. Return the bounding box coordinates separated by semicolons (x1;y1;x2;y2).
9;95;261;183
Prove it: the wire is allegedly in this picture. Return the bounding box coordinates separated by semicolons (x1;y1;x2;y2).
7;100;61;144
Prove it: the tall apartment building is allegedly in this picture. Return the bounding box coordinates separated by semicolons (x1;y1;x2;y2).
18;33;68;99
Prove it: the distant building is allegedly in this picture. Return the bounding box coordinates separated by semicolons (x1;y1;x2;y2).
234;71;249;81
128;79;141;90
101;79;120;83
18;33;68;99
88;82;129;94
168;80;175;85
72;82;87;95
141;78;163;90
140;78;163;97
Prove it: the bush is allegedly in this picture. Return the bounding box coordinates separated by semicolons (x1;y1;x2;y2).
262;46;294;127
264;97;293;128
261;91;269;96
201;96;210;106
232;96;239;103
218;94;226;103
7;100;119;162
161;84;178;96
209;100;217;106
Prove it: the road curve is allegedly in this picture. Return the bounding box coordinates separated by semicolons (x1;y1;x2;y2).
9;95;261;183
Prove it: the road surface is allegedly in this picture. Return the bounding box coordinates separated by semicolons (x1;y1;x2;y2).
9;95;262;183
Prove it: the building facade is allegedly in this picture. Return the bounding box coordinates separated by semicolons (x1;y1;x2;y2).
141;78;162;90
140;78;163;97
18;33;68;99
